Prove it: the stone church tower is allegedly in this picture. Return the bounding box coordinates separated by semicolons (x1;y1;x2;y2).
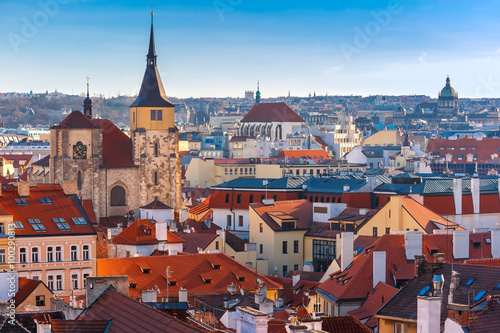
49;12;181;222
130;11;182;212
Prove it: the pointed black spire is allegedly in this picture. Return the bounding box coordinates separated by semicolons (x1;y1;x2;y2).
130;8;174;108
83;76;93;119
147;8;157;66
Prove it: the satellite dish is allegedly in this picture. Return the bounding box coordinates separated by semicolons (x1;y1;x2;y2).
240;288;244;296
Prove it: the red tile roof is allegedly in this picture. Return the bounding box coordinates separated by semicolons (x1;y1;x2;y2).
97;253;282;299
275;149;331;162
77;287;206;333
321;316;372;333
240;102;304;123
267;276;319;308
401;197;461;233
82;200;97;224
91;119;134;168
1;154;32;169
0;184;97;237
173;232;216;253
347;282;398;328
112;219;184;245
311;135;329;149
426;138;500;163
250;200;313;231
13;278;52;306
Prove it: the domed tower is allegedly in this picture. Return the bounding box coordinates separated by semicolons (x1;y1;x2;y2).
489;105;499;117
129;9;181;214
83;76;92;119
437;76;459;117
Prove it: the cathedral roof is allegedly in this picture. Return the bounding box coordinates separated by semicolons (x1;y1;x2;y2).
439;76;457;98
51;110;100;129
91;119;135;168
130;15;174;108
240;102;304;123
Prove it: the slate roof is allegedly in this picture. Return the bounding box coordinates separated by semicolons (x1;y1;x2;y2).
1;184;96;237
77;287;204;333
97;253;282;299
250;200;313;231
376;263;500;323
140;199;172;210
305;177;366;193
173;232;218;253
240;102;304;123
213;177;307;190
468;295;500;332
32;155;49;167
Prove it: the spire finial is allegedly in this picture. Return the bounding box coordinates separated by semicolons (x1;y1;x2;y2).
151;2;154;22
85;76;90;98
255;80;261;106
147;4;157;66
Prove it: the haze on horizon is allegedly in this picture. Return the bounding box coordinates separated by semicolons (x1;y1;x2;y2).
1;0;500;99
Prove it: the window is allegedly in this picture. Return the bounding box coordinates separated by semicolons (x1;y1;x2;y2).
72;218;87;225
294;264;299;271
54;219;71;231
72;274;78;290
373;227;378;237
249;194;254;203
245;168;248;175
225;193;230;204
20;248;27;263
0;223;4;234
294;240;299;253
77;171;82;190
389;210;391;218
154;171;158;185
215;241;219;251
47;247;53;262
261;194;265;202
150;109;163;121
29;219;46;232
224;168;228;175
83;245;90;260
56;246;62;261
14;221;24;229
395;323;407;333
110;186;126;206
56;275;63;290
47;276;54;290
474;290;487;302
238;215;243;227
237;194;242;204
313;239;336;272
226;215;231;227
282;265;288;277
282;241;288;254
71;246;77;261
259;223;263;233
0;250;5;264
260;244;263;254
31;248;39;262
154;142;159;157
386;227;391;235
15;199;28;205
273;194;277;201
83;273;90;288
36;295;45;306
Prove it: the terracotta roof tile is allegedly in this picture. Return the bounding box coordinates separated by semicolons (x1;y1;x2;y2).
321;316;372;333
96;253;282;299
51;111;100;129
275;149;331;161
13;278;52;306
250;200;313;231
91;119;134;168
50;319;111;333
267;276;319;308
240;102;304;123
112;219;184;246
173;232;218;253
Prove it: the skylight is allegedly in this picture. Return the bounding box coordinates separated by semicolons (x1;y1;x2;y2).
474;291;487;302
15;199;28;205
418;286;431;296
14;221;24;229
72;218;87;225
28;219;46;232
465;278;476;287
53;218;71;231
39;198;52;204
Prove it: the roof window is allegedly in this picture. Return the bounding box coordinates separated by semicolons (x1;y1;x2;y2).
72;218;87;225
39;198;52;204
28;219;46;232
53;218;71;231
15;199;28;205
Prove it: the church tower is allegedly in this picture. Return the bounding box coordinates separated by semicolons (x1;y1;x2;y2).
130;9;181;214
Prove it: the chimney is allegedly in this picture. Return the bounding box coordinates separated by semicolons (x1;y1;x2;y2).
491;230;500;258
405;231;423;260
453;230;469;259
414;254;426;276
179;288;188;302
373;251;386;288
471;176;480;214
343;185;350;192
155;220;168;242
274;298;284;308
448;271;461;304
141;289;157;302
17;181;30;197
417;296;442;333
433;274;444;296
453;177;462;215
204;218;211;229
216;229;226;253
292;274;300;287
340;232;354;271
227;283;237;294
62;180;77;195
433;253;445;263
254;292;263;304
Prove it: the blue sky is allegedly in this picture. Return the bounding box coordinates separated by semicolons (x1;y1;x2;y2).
1;0;500;98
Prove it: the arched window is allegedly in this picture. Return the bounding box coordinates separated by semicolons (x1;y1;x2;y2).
110;186;126;206
19;248;26;263
31;247;39;263
154;142;159;157
77;171;82;190
154;172;158;185
55;246;62;261
47;247;53;262
82;245;90;260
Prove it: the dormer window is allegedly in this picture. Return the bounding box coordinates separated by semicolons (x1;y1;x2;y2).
129;283;137;289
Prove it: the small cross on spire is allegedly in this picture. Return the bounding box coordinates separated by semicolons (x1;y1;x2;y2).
85;76;90;96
